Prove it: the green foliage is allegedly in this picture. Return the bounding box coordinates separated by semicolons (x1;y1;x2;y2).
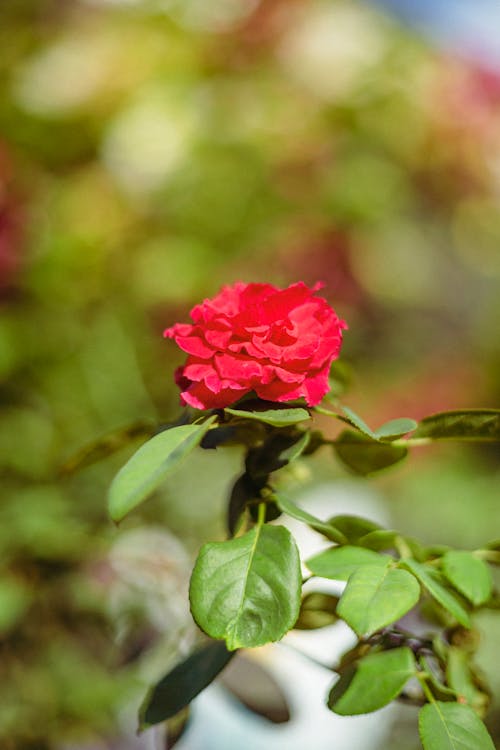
225;407;311;427
337;562;420;636
329;647;416;715
226;473;264;536
189;521;301;650
357;529;399;551
326;405;416;441
275;493;347;544
339;405;377;438
139;641;234;730
373;417;418;440
294;592;339;630
108;417;216;522
306;545;388;580
418;702;495;750
325;514;382;543
413;410;500;442
402;559;471;628
446;648;490;715
6;1;500;745
102;401;499;748
333;429;408;475
441;552;493;607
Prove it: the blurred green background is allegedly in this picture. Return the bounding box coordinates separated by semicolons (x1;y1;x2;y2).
1;1;499;748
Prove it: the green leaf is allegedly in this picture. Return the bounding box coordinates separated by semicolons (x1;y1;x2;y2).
374;418;418;440
294;592;339;630
190;524;301;650
402;560;471;628
337;563;420;636
279;430;311;463
446;648;490;715
333;430;408;476
59;420;155;475
338;409;417;442
413;410;500;442
306;546;389;581
225;407;310;427
419;655;457;702
245;431;311;480
329;647;416;715
327;515;382;544
358;529;399;551
339;405;376;438
442;552;493;607
418;702;495;750
275;493;347;544
108;417;217;522
139;641;234;729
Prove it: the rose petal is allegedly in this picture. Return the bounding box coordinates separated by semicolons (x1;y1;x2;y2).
254;379;304;403
183;361;216;382
215;353;263;381
165;281;346;410
181;380;249;409
301;370;330;406
174;334;214;358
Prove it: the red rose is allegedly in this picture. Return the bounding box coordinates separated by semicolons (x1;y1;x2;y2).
164;281;347;410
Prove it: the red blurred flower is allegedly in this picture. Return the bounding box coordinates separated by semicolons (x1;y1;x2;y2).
0;143;24;292
164;281;346;409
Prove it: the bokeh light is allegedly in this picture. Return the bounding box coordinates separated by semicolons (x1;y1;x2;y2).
0;0;499;747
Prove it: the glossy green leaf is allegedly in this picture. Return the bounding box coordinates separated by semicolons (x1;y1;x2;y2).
413;409;500;442
329;647;416;715
225;407;310;427
337;562;420;636
321;407;417;443
418;702;495;750
403;559;471;628
139;641;234;729
294;592;339;630
108;417;217;522
190;524;301;650
326;515;382;544
333;430;408;476
442;551;493;607
306;545;389;581
275;493;347;544
373;418;418;440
